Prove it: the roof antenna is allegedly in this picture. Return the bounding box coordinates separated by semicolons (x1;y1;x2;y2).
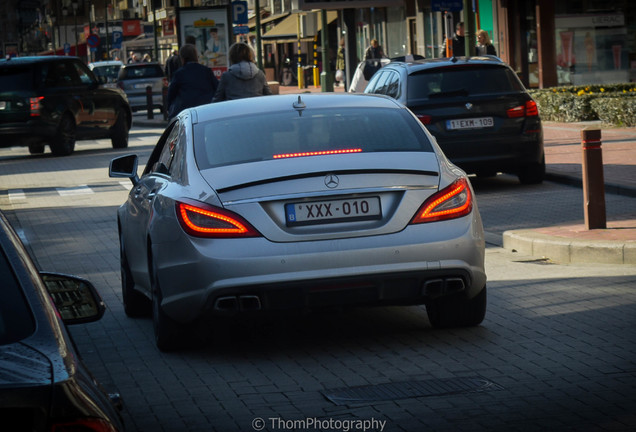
293;95;306;116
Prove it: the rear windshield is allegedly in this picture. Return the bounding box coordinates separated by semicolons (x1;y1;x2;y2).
195;107;433;169
92;65;121;81
408;65;525;100
0;66;37;91
119;65;164;79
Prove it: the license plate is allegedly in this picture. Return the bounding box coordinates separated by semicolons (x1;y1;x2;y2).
447;117;494;130
285;196;382;226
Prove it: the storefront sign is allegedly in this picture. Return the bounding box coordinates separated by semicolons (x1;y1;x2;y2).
122;19;142;36
163;19;175;36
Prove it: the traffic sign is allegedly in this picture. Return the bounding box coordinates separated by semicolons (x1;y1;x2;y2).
232;1;248;25
112;31;123;49
233;25;249;35
432;0;463;12
87;33;100;48
63;43;71;54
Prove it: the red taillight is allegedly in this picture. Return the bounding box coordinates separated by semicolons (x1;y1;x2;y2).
176;201;260;238
416;114;432;125
273;148;362;159
411;178;473;224
507;100;539;118
162;77;169;87
51;417;118;432
29;96;44;117
117;81;124;90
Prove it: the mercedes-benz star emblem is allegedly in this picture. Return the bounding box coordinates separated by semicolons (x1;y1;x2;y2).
324;174;339;189
465;103;473;110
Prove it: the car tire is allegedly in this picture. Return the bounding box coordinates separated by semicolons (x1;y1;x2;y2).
426;285;487;328
151;259;187;351
50;114;76;156
517;156;545;185
120;238;150;317
28;143;45;154
111;110;129;149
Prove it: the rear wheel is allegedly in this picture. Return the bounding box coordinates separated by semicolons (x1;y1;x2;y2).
151;258;188;351
426;285;487;328
120;237;150;317
28;143;45;154
111;110;129;149
518;156;545;185
50;114;76;156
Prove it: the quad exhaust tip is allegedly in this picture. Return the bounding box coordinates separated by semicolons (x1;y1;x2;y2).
422;277;466;298
214;295;262;312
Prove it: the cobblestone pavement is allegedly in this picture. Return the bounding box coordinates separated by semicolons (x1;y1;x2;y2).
1;129;636;432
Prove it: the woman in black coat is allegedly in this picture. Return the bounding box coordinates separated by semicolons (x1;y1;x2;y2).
167;44;219;119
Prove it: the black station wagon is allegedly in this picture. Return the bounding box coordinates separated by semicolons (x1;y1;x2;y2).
0;56;131;156
364;56;545;184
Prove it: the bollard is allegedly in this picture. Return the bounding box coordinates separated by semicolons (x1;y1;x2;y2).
162;86;168;121
146;85;154;120
581;128;606;229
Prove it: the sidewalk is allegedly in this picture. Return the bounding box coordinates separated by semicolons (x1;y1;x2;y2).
134;87;636;265
504;121;636;265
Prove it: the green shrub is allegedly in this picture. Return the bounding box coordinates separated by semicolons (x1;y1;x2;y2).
529;85;636;126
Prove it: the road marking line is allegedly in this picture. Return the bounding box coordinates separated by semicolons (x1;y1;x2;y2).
8;189;26;202
119;181;132;190
56;185;94;196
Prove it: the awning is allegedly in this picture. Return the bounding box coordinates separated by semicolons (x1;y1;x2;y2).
262;11;337;42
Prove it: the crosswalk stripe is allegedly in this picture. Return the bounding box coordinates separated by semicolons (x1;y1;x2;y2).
8;189;26;202
56;185;94;196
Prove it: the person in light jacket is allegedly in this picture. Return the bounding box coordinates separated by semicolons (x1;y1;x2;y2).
212;42;271;102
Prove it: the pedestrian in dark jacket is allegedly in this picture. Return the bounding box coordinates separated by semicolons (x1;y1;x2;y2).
165;49;182;82
167;44;218;120
212;42;271;102
442;22;466;57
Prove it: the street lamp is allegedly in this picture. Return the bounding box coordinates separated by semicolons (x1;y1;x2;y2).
62;7;68;49
72;1;78;57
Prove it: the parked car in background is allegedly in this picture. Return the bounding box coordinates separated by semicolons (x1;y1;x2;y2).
117;62;167;112
0;211;124;431
89;60;123;88
0;56;132;156
364;56;545;184
109;93;487;351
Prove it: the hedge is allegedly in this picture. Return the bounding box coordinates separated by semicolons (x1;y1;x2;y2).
528;84;636;127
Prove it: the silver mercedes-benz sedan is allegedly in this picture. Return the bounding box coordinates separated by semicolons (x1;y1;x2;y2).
109;93;487;351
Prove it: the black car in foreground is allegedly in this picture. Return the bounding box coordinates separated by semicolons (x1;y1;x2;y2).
0;211;124;431
0;56;131;156
364;56;545;184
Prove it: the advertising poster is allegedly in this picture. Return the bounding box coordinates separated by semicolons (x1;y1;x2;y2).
178;7;230;79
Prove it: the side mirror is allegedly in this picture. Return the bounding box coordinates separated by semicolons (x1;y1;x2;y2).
109;154;139;185
41;273;106;325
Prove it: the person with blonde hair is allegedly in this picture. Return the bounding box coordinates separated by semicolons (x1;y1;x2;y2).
212;42;271;102
476;29;497;56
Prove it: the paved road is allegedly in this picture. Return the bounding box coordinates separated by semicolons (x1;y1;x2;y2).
1;127;636;432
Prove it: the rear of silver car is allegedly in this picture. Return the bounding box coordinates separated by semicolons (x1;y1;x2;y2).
114;94;486;350
117;63;166;111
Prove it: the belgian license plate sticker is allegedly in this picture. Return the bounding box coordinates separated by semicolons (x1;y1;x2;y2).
285;197;381;226
447;117;494;130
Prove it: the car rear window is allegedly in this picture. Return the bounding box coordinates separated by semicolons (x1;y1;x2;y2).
92;65;121;81
195;107;433;169
0;248;36;345
407;65;526;100
0;66;37;91
119;65;164;79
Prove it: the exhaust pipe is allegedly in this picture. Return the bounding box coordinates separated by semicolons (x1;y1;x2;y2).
239;295;262;311
214;296;239;312
422;277;466;298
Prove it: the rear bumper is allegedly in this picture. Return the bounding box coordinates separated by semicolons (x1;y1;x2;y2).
149;216;487;323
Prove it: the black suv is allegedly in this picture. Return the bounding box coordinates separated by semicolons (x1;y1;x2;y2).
364;57;544;184
0;56;132;156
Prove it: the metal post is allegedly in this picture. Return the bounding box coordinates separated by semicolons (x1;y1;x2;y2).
146;86;154;119
320;9;333;92
254;0;263;70
581;128;606;229
297;14;304;89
